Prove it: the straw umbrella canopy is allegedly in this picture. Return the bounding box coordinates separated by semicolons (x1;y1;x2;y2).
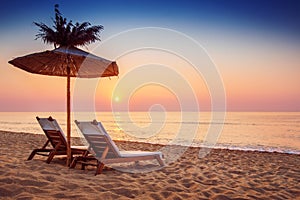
8;5;119;165
8;46;119;78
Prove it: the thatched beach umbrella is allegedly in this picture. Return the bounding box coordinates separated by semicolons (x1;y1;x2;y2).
8;5;119;165
9;46;118;78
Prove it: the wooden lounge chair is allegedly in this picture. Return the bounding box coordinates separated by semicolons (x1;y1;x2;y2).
70;120;164;175
27;116;88;164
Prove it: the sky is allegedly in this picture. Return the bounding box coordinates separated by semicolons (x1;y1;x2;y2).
0;0;300;112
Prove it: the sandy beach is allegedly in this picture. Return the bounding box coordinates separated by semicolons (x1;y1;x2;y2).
0;130;299;200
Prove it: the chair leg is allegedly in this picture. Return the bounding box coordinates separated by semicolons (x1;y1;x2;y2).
81;163;86;170
134;161;140;167
69;153;74;167
46;151;56;164
95;162;105;175
70;157;77;168
156;156;165;167
27;149;38;160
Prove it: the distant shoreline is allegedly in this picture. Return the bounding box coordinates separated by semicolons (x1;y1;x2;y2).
1;130;299;155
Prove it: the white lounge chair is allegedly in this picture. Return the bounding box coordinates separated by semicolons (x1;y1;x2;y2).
71;120;164;175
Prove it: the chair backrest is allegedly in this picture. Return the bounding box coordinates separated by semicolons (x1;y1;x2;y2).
75;120;121;159
36;116;67;151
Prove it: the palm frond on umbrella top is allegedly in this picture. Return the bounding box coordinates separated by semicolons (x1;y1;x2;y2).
34;4;103;48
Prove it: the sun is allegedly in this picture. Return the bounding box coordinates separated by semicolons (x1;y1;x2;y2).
114;96;120;102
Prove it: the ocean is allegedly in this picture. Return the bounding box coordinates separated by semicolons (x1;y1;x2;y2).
0;112;299;154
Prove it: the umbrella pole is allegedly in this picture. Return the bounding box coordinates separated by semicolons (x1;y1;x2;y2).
66;66;71;166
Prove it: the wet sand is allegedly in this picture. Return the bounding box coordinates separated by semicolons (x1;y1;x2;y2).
0;131;299;199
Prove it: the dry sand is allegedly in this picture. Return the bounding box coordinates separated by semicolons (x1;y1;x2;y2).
0;130;299;200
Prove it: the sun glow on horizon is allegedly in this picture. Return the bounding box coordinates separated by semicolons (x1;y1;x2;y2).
114;96;120;102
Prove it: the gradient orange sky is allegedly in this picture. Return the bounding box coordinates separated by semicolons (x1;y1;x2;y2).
1;0;300;112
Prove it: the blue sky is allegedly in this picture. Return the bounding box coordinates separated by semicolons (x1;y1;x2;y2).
1;0;299;38
1;0;300;111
